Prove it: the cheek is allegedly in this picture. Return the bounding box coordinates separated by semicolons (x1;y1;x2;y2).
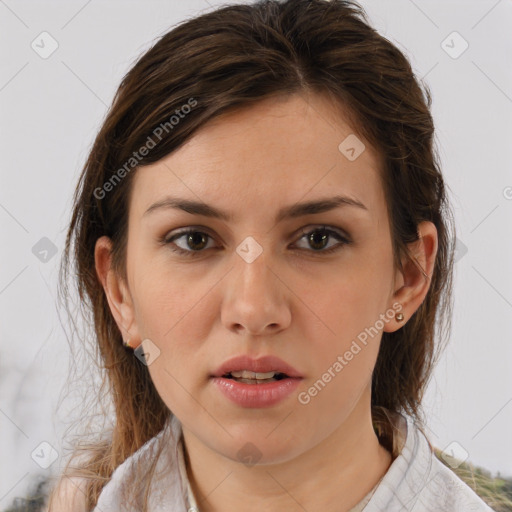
297;291;381;417
137;279;212;416
292;272;385;395
131;260;207;339
131;266;217;382
294;269;382;347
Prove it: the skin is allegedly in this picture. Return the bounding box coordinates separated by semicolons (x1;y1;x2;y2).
95;91;437;512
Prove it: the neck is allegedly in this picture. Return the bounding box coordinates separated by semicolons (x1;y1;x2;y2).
181;390;393;512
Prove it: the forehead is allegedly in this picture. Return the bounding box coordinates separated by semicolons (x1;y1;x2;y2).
130;93;386;221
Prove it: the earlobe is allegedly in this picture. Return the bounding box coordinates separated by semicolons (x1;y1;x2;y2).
94;236;140;348
384;221;438;332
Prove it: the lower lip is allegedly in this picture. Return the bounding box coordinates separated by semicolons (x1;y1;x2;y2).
210;376;302;408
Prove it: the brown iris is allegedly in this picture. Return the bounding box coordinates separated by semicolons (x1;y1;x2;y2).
186;232;208;251
308;229;329;251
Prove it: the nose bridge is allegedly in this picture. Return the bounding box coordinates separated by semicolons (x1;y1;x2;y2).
233;238;275;302
221;235;291;334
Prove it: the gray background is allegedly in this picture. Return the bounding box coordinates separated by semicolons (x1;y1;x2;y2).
1;0;511;507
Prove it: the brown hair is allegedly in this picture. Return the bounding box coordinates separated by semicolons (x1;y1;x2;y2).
49;0;455;509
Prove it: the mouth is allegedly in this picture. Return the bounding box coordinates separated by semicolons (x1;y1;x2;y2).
209;355;303;407
221;370;291;384
210;354;303;381
210;363;303;408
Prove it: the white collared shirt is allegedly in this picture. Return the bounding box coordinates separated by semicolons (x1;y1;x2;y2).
93;412;495;512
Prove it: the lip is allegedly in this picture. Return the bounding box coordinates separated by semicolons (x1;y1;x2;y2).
210;355;303;408
211;376;302;408
210;355;303;378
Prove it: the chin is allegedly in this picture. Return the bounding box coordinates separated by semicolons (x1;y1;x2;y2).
208;428;309;467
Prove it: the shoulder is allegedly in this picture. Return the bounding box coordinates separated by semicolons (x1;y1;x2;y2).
45;476;88;512
419;456;495;511
404;418;494;511
368;414;496;511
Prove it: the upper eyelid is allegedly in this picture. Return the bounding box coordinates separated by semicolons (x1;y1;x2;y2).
164;225;218;243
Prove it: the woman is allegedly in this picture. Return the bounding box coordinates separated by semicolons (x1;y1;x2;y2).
47;0;495;510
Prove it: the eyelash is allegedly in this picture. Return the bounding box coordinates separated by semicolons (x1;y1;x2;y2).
160;225;352;258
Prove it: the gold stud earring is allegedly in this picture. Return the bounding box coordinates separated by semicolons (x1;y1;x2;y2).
123;338;132;348
395;312;404;322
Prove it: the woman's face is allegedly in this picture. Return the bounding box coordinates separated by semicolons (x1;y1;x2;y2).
101;92;414;463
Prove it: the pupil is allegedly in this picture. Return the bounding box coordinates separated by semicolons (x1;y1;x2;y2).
309;230;328;250
188;232;207;250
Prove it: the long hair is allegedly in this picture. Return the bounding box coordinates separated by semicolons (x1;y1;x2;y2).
48;0;455;509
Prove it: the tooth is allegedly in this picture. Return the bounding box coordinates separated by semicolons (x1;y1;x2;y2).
237;378;276;384
255;372;277;379
230;370;277;379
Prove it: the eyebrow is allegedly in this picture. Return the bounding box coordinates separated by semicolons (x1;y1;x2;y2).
143;194;368;223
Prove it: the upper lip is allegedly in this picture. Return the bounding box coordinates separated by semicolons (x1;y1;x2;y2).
211;355;303;378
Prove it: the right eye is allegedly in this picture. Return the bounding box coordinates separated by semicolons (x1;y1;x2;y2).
163;229;217;257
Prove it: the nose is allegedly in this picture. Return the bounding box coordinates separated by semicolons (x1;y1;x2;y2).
221;248;292;336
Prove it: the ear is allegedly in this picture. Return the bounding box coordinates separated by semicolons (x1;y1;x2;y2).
384;221;438;332
95;236;141;348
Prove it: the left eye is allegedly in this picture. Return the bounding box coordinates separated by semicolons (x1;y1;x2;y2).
294;226;351;252
163;226;351;257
